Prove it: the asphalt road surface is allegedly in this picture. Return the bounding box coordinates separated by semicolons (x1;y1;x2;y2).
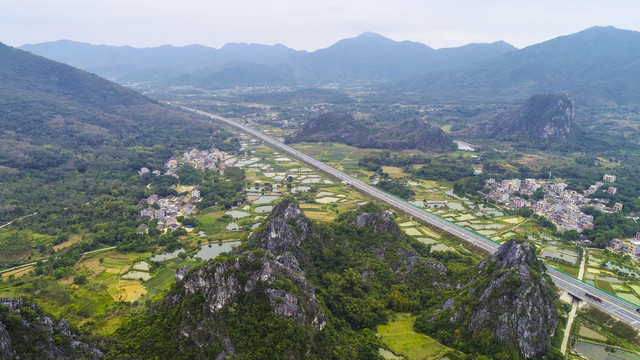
179;105;640;329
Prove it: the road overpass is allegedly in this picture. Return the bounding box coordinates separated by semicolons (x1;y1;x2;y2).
179;105;640;329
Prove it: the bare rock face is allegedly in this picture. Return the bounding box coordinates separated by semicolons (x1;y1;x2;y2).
247;198;310;255
0;298;104;359
353;209;402;238
161;199;325;358
170;251;326;337
427;240;558;359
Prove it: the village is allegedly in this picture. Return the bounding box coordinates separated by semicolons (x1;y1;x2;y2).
482;174;640;261
134;140;354;234
482;174;624;233
136;146;238;232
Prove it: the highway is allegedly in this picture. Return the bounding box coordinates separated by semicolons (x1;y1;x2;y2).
179;105;640;329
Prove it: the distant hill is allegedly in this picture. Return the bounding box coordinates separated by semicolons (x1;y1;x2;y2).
20;34;516;85
467;93;574;142
170;62;301;89
286;113;455;152
392;26;640;107
20;40;299;81
296;32;516;82
0;42;219;171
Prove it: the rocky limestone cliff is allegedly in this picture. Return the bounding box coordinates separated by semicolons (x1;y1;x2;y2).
246;198;311;255
470;93;573;142
351;204;448;278
0;298;104;359
170;252;325;331
423;240;558;358
353;208;402;238
144;199;325;359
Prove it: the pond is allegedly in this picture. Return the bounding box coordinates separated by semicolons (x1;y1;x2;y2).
291;186;311;193
122;271;151;281
254;195;279;204
417;237;438;245
255;205;273;213
225;210;250;219
133;262;150;271
192;241;241;260
447;202;465;210
602;261;638;276
444;189;468;200
453;140;476;151
316;197;339;204
486;210;504;217
576;341;640;360
431;244;452;252
316;191;335;197
541;250;578;264
151;248;183;262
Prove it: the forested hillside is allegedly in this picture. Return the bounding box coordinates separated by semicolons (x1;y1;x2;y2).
391;26;640;107
286;113;456;152
0;42;236;240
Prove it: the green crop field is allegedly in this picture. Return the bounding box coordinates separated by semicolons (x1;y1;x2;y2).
377;313;453;360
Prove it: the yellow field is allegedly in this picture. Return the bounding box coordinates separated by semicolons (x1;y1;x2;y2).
501;217;521;224
382;166;408;179
1;265;34;279
304;211;336;221
82;257;106;272
381;166;404;174
300;203;323;209
54;234;82;251
109;281;147;302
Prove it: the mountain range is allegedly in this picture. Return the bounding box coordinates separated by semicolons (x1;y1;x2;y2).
20;26;640;107
390;26;640;106
20;32;516;86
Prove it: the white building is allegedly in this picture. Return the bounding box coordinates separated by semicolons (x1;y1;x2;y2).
629;240;640;258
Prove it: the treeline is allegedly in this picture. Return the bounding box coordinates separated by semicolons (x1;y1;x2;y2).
581;207;640;248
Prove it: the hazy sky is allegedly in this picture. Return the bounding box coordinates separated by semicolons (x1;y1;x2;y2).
2;0;639;50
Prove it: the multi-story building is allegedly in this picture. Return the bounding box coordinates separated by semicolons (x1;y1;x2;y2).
613;203;623;212
140;208;153;219
629;240;640;258
609;238;624;251
553;182;567;193
603;174;616;183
